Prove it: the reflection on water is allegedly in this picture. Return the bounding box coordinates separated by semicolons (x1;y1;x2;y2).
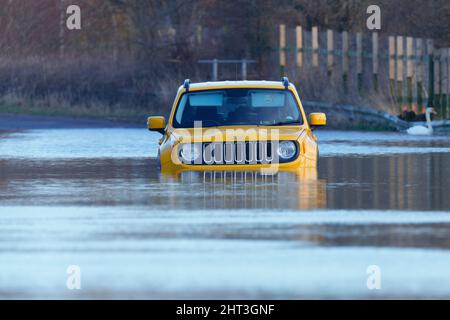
0;154;448;211
162;170;327;210
321;153;450;211
0;158;327;209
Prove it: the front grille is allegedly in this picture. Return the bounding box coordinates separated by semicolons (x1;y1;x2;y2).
181;141;296;165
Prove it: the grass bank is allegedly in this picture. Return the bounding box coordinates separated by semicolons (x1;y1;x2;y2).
0;94;150;124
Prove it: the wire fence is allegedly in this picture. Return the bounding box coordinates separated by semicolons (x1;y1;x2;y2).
276;24;450;119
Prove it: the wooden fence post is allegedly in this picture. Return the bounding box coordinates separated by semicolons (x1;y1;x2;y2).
196;25;203;45
396;36;404;111
372;32;379;92
212;59;218;81
279;24;286;76
111;13;118;63
415;39;424;111
327;29;334;76
59;0;65;58
342;31;349;93
241;59;247;80
312;26;319;67
406;37;414;110
440;48;448;118
426;39;434;109
295;26;303;68
447;48;450;118
434;48;441;114
389;36;396;100
356;32;363;92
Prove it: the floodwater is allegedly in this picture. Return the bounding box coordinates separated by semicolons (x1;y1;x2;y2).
0;127;449;299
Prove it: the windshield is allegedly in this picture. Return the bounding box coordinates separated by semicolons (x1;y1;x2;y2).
172;88;302;128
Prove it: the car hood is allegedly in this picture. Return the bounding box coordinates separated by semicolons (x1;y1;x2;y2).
169;125;307;143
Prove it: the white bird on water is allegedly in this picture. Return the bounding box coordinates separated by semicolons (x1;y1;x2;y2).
406;108;436;136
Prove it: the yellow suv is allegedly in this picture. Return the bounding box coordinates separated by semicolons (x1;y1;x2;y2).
148;78;326;174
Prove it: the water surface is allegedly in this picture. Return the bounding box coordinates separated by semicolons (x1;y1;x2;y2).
0;128;449;298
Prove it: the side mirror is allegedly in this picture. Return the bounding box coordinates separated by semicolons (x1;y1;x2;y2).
309;113;327;127
147;116;166;134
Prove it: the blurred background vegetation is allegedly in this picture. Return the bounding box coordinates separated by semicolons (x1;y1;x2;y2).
0;0;449;122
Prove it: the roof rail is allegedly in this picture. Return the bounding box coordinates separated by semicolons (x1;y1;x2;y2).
183;79;190;91
281;77;289;89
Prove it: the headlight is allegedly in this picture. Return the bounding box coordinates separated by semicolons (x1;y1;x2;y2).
179;144;201;163
277;141;297;160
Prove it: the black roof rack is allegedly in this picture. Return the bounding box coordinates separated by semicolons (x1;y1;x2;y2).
282;77;289;89
183;79;190;91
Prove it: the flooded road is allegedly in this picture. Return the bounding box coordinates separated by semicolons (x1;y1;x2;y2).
0;128;449;299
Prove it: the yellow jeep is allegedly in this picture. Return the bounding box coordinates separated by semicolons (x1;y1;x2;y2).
148;78;326;174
